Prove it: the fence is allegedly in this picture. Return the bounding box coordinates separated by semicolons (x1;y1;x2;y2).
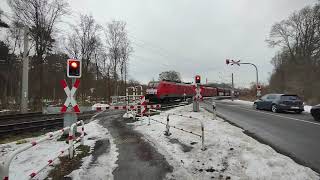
142;111;206;151
0;120;85;180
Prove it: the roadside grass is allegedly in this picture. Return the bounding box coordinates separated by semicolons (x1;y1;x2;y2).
0;132;45;144
47;145;91;180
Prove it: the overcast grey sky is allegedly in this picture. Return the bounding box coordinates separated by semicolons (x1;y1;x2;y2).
1;0;318;87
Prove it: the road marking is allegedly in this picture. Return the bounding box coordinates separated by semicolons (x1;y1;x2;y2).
213;102;320;126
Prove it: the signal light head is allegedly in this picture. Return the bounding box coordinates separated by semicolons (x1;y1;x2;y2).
67;59;81;78
257;85;261;90
195;75;201;84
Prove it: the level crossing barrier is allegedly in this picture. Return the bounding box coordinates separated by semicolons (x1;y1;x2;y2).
0;121;85;180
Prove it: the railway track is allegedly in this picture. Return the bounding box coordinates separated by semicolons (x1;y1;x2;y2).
0;111;96;137
0;100;194;137
159;101;192;110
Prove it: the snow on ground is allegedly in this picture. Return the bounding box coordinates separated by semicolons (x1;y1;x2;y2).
0;134;69;179
304;105;313;113
132;105;319;180
0;109;11;113
68;119;119;180
123;112;135;118
91;103;110;110
0;118;117;180
232;99;254;106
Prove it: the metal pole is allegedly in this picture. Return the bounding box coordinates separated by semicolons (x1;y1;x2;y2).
193;84;200;112
20;26;29;113
231;73;234;101
148;109;151;126
240;62;259;97
68;123;75;159
201;123;205;151
164;114;171;136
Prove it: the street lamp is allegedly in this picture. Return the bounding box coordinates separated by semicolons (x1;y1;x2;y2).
226;59;260;97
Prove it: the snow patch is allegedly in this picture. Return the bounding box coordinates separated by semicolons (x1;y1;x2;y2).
0;134;69;179
0;119;118;180
131;105;318;179
68;120;119;180
221;99;254;106
91;103;110;111
304;105;312;113
122;112;134;118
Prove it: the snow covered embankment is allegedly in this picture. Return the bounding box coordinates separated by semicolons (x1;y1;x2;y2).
0;119;118;180
68;119;118;180
132;105;318;180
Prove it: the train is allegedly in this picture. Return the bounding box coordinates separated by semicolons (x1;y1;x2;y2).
145;80;238;102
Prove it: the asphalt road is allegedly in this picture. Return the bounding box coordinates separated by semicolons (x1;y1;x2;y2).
202;99;320;173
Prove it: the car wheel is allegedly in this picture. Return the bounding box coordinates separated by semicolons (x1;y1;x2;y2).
311;111;320;121
271;104;278;113
295;110;303;114
253;103;258;110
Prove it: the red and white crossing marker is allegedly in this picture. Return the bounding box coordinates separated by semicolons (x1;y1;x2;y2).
193;85;204;101
140;95;148;115
60;79;80;113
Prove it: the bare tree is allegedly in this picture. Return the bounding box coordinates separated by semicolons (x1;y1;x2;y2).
8;0;69;106
0;8;9;28
267;5;320;61
159;70;181;82
267;2;320;104
104;20;131;95
119;37;133;93
65;14;102;100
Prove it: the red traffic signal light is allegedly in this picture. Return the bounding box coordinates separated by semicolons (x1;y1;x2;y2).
67;59;81;78
195;75;201;84
257;85;261;90
71;61;78;68
226;59;230;65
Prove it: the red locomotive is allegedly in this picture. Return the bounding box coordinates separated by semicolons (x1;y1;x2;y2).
146;80;234;102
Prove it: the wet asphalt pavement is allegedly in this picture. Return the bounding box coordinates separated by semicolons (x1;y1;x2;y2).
97;110;173;180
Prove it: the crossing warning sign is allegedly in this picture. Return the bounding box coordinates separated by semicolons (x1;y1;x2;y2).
60;79;80;113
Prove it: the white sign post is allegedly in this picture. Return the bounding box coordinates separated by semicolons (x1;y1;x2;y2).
193;84;202;112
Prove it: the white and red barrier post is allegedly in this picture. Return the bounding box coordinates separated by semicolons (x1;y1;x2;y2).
60;79;80;133
0;121;85;180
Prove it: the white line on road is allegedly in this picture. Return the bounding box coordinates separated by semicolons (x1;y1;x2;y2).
214;102;320;127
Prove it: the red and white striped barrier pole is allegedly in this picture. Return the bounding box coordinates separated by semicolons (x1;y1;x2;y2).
92;104;161;112
0;121;84;180
28;146;69;179
140;96;147;117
